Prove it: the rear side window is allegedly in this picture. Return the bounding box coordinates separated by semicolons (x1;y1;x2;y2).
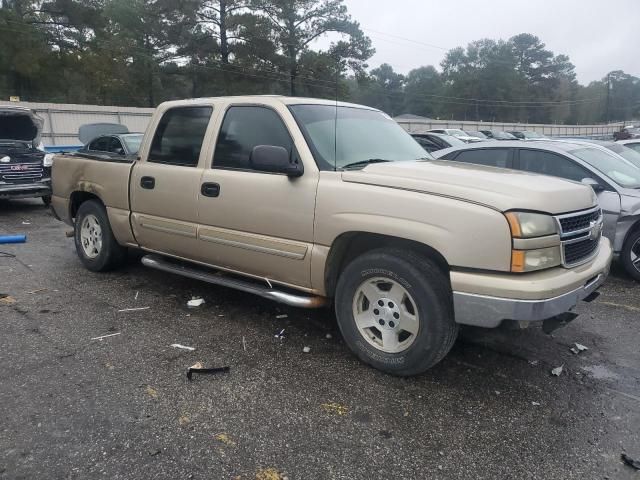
453;149;510;168
519;149;590;182
89;137;109;151
149;106;213;167
213;106;293;170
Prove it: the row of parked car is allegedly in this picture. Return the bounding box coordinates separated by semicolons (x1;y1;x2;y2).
411;131;640;282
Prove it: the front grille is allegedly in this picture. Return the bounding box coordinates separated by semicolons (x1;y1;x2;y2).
0;162;44;184
559;209;601;234
564;238;599;265
555;207;602;267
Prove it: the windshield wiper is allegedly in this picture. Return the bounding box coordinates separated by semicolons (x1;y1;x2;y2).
341;158;391;170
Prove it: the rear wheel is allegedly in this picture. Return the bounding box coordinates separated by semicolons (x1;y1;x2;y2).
621;228;640;282
74;200;126;272
335;249;458;376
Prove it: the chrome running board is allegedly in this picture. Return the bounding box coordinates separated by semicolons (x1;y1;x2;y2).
141;254;327;309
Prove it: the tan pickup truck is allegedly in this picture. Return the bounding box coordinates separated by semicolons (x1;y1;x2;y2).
51;96;612;375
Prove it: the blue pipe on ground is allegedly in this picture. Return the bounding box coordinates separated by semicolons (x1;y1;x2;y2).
0;235;27;244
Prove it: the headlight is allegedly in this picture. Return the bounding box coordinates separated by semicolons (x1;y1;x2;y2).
511;246;562;273
505;211;558;238
43;153;54;167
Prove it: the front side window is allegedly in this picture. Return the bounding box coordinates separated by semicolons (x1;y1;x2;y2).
108;137;124;154
89;136;109;151
289;104;428;170
213;106;293;170
149;106;213;167
519;149;590;182
570;147;640;188
453;148;510;168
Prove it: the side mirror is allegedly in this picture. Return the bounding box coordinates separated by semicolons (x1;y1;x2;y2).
581;177;604;193
250;145;303;177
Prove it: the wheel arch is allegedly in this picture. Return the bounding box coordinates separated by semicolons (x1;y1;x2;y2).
324;231;451;299
69;191;104;221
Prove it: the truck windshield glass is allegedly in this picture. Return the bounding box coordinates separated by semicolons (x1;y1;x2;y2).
570;147;640;188
604;143;640;169
289;104;429;170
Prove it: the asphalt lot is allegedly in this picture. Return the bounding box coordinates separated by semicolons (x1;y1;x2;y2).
1;199;639;480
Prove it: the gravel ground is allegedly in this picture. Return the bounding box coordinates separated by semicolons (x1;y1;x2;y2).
1;199;639;480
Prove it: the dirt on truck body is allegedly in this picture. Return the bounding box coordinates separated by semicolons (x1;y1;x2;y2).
50;96;613;376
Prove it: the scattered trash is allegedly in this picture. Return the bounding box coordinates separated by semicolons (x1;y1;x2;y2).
494;391;501;395
65;230;74;238
0;251;16;258
170;344;195;351
551;365;564;377
91;332;121;341
148;449;161;456
178;415;190;425
117;307;150;312
145;386;158;398
532;401;541;406
187;297;205;308
570;343;589;354
302;346;311;353
321;402;348;416
214;433;236;446
0;294;16;304
134;291;139;300
621;453;640;470
528;360;539;366
325;333;333;339
256;468;283;480
274;328;285;339
242;336;247;352
21;221;31;225
26;288;47;294
186;361;230;380
276;314;288;319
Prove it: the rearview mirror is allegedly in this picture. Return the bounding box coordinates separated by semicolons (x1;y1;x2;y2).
250;145;303;177
581;177;604;193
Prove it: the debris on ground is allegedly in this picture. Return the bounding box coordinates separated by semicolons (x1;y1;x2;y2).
532;402;541;406
551;365;564;377
570;343;589;354
621;453;640;470
170;343;195;351
214;433;236;446
134;291;139;300
91;332;121;341
65;229;74;237
26;288;47;294
187;297;205;308
242;336;247;351
21;221;31;225
255;468;284;480
325;333;333;339
302;346;311;353
0;294;16;304
145;386;158;398
528;360;539;366
274;329;285;340
178;415;190;425
0;234;26;244
186;361;230;380
276;314;288;319
117;306;150;312
321;402;348;416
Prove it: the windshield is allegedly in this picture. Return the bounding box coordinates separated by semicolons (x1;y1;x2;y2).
122;134;143;154
493;131;517;140
447;129;468;137
570;147;640;188
523;131;545;139
465;131;487;139
604;143;640;169
289;105;430;170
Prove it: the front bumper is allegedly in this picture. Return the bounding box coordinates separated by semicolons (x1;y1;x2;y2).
452;237;612;328
0;181;51;200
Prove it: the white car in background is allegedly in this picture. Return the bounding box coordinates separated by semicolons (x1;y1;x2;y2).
427;128;483;143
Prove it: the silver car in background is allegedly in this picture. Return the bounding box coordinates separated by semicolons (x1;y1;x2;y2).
432;140;640;281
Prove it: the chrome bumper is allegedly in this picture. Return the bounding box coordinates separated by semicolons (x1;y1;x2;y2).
453;271;607;328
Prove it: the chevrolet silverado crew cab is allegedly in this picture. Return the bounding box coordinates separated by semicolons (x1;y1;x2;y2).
51;96;612;376
0;106;53;205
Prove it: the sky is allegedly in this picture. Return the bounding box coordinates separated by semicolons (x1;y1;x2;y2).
326;0;640;84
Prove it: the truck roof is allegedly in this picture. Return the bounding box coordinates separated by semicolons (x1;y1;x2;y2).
157;95;380;111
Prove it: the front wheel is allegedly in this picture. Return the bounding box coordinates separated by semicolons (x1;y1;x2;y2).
621;228;640;282
335;249;458;376
74;200;126;272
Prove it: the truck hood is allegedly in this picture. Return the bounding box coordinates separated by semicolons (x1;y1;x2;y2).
341;160;597;214
0;106;43;146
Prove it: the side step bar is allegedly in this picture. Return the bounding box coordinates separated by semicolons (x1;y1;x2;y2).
141;254;327;309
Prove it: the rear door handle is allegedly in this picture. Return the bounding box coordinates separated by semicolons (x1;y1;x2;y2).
201;182;220;198
140;176;155;189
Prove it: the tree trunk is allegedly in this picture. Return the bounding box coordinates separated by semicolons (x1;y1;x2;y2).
219;0;229;64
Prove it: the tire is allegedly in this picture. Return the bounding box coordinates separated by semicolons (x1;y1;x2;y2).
621;228;640;282
74;199;126;272
335;249;458;376
42;195;51;206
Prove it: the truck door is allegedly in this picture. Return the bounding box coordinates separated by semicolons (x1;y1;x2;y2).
196;104;319;289
130;105;214;258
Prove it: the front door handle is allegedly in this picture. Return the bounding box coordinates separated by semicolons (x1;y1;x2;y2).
201;182;220;197
140;176;155;189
